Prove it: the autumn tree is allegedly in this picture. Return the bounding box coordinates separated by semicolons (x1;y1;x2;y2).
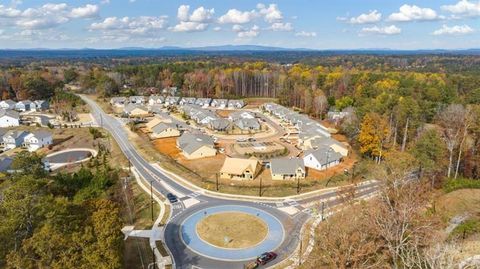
359;112;390;163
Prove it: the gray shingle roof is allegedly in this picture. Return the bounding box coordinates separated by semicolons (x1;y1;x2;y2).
234;118;260;130
270;158;305;175
305;147;343;166
151;122;177;134
177;133;214;154
0;157;13;172
0;109;19;119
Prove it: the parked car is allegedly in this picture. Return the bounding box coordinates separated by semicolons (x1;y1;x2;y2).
247;137;256;142
245;261;259;269
236;138;247;142
166;193;178;203
256;252;277;265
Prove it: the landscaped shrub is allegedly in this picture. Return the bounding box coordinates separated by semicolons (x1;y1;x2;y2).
443;178;480;193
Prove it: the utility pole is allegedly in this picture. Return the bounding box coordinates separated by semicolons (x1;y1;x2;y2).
150;180;154;222
321;201;325;221
298;233;303;265
296;176;300;194
216;173;219;191
151;246;156;269
259;176;263;197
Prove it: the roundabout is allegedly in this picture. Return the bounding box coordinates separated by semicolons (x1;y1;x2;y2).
179;205;285;261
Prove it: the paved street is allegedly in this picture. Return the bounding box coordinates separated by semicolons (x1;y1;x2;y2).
80;95;379;269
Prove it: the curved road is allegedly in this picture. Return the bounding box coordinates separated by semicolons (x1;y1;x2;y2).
80;95;378;269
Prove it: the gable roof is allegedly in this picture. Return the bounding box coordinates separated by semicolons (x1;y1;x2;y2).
3;130;28;140
151;122;178;134
177;133;214;154
305;147;343;166
124;103;148;113
270;158;305;175
234;118;260;129
0;100;16;105
28;130;52;140
0;109;20;119
210;118;231;130
220;157;259;175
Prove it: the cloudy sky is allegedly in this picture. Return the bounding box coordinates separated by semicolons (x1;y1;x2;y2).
0;0;479;49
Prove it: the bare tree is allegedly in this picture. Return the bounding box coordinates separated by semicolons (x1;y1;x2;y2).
436;104;466;178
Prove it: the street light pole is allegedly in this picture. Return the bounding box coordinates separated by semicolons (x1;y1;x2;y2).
321;201;325;221
297;176;300;194
150;180;154;222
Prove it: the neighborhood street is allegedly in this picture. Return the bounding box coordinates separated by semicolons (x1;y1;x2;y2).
80;95;379;269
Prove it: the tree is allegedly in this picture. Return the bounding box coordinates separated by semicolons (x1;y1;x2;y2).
359;112;390;162
63;68;78;84
436;104;466;178
412;129;446;182
11;152;47;178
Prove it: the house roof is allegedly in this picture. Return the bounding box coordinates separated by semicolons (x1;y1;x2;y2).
270;158;305;175
124;103;148;113
151;122;177;134
0;109;20;119
229;111;255;121
234;118;260;129
310;136;346;150
149;95;164;102
29;130;52;140
210;118;231;130
228;100;245;107
177;133;214;154
211;99;228;105
3;130;28;140
305;147;343;166
220;157;259;175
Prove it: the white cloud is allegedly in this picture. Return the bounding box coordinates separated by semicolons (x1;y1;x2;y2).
236;24;260;38
42;3;68;13
100;0;110;4
295;31;317;37
361;25;401;35
189;6;214;22
218;9;257;24
171;5;213;32
441;0;480;17
349;10;382;24
257;3;283;23
70;4;99;18
213;26;221;31
90;16;167;35
0;5;21;17
388;4;439;22
232;24;245;32
433;24;474;35
16;17;68;29
269;22;293;31
170;21;208;32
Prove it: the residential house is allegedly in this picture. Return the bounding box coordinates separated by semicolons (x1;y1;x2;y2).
146;117;169;132
0;109;20;127
177;133;216;159
227;100;245;109
150;123;181;139
211;99;228;108
162;86;178;96
110;97;127;107
23;130;53;152
165;96;180;106
195;98;212;108
228;111;255;121
327;110;351;123
148;95;164;106
304;147;343;171
124;104;149;117
15;100;35;112
179;97;196;106
129;96;146;104
0;100;16;110
270;158;306;180
34;100;49;111
220;157;261;180
307;136;349;157
234;118;260;130
3;130;29;150
209;118;231;132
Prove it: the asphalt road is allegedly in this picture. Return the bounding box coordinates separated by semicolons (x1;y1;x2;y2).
80;95;379;269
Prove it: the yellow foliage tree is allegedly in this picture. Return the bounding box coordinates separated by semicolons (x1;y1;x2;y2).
359;112;390;161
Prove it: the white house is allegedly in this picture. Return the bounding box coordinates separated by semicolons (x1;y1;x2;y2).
0;100;16;110
3;130;29;150
304;147;343;171
34;100;49;111
148;95;164;106
23;130;53;152
15;100;34;112
0;109;20;127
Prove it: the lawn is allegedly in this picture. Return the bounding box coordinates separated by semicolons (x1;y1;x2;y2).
196;212;268;248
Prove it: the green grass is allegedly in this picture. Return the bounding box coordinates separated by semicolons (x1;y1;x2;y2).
443;178;480;193
450;219;480;239
132;181;160;229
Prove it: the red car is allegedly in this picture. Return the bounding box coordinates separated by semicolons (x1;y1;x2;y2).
256;252;277;265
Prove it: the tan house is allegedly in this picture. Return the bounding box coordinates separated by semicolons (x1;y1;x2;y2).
124;104;149;117
151;123;181;139
270;158;306;180
220;157;261;180
177;133;216;159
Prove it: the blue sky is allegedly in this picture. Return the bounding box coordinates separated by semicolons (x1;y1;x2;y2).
0;0;479;49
